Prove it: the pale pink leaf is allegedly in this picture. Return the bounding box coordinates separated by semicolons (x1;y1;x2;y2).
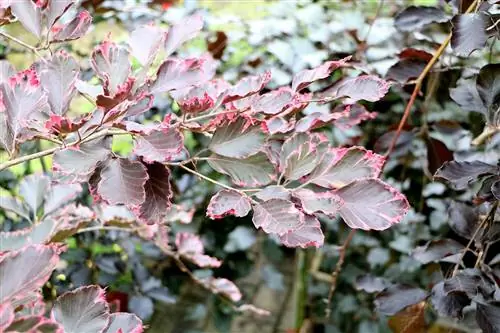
334;179;409;230
91;40;131;96
334;104;378;129
52;10;92;42
45;0;74;28
209;117;265;158
176;232;221;268
262;117;295;135
10;1;42;38
164;14;203;57
279;215;324;248
294;112;340;132
201;277;242;302
252;199;304;235
255;185;291;201
133;127;183;163
223;71;271;103
207;189;252;219
252;87;295;115
129;25;164;66
292;189;343;217
324;75;390;103
44;183;82;216
0;218;56;251
291;57;350;92
103;313;143;333
97;158;149;206
0;303;14;331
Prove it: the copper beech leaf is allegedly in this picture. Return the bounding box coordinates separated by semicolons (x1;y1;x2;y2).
307;147;385;189
175;232;221;268
135;162;172;224
52;286;110;333
51;10;92;43
335;179;410;230
279;215;324;248
10;1;42;38
103;313;143;333
209;117;265;158
45;0;74;29
223;71;271;103
91;41;131;96
374;284;429;316
0;218;55;252
97;158;149;206
199;277;242;302
0;245;61;304
434;160;498;190
207;190;252;219
291;56;350;92
326;75;390;103
129;25;165;66
292;189;343;217
164;14;203;57
394;6;449;32
252;199;304;235
451;13;495;56
133;127;183;163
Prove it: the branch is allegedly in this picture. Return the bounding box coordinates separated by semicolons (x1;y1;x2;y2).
0;30;47;62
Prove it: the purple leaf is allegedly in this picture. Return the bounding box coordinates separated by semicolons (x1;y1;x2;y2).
279;133;326;172
133;127;183;163
135;162;172;224
52;286;110;333
281;134;325;181
175;232;222;268
52;135;112;183
307;147;385;189
19;173;49;214
292;189;343;217
394;6;449;32
200;277;242;302
326;75;390;103
122;94;154;118
45;0;74;28
476;303;500;333
335;179;409;230
412;239;464;264
334;104;378;129
0;303;14;331
44;183;82;217
209;117;265;158
386;58;426;83
451;13;495;56
295;113;339;133
0;68;50;155
252;199;304;235
279;215;324;248
492;180;500;200
51;10;92;42
129;25;165;66
252;87;296;115
207;189;252;219
207;153;275;187
171;79;228;114
97;158;149;206
0;195;30;221
164;14;203;57
223;71;271;103
150;56;216;94
448;201;481;239
450;78;487;114
374;284;429;315
0;218;56;251
291;57;350;92
103;313;143;333
431;282;471;318
476;63;500;126
0;244;61;303
40;50;79;115
255;185;291;201
434;160;498;190
91;40;131;96
10;1;42;38
354;275;390;293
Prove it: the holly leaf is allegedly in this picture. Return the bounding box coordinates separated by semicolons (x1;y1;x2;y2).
335;179;409;230
292;57;350;92
307;147;385;189
97;158;148;206
135;162;172;224
207;190;252;219
207;153;275;187
52;286;110;333
279;215;324;248
0;245;61;303
164;14;203;57
51;10;92;42
209;117;265;158
434;160;498;190
133;127;184;163
40;50;79;115
374;284;428;316
252;199;304;235
394;6;449;32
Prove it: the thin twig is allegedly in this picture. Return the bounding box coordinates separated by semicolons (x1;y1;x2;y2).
0;30;47;62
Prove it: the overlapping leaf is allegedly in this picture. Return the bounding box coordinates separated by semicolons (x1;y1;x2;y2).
91;41;131;96
135;163;172;224
291;57;350;92
292;189;343;217
374;284;429;316
175;233;221;268
209;117;265;158
394;6;449;31
451;13;496;56
51;10;92;42
434;160;498;190
164;14;203;57
223;71;271;103
103;313;143;333
252;199;304;235
133;127;183;163
207;190;252;219
279;215;324;248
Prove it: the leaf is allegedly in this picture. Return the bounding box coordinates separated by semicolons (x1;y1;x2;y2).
52;10;92;42
252;88;295;115
388;303;426;333
0;218;56;251
374;285;428;316
448;201;480;239
10;1;42;38
136;162;172;224
292;57;350;92
450;78;487;114
0;61;14;83
97;158;148;206
0;69;50;155
19;174;50;214
412;239;464;264
476;302;500;333
175;232;221;268
476;63;500;126
333;104;378;129
451;13;494;56
282;136;323;181
0;195;30;220
133;127;183;163
430;282;470;318
0;303;14;331
292;189;343;217
0;244;61;303
394;6;449;32
335;179;409;230
443;269;484;297
91;40;131;96
45;0;74;28
209;117;265;158
493;180;500;199
128;296;153;320
386;59;426;84
255;185;291;201
39;50;79;115
434;160;498;190
278;215;324;248
307;147;385;189
355;275;390;293
207;153;275;187
103;313;143;333
327;75;390;103
223;71;271;103
207;190;252;219
52;135;112;183
129;25;164;66
164;14;203;57
252;199;304;235
425;137;454;175
44;183;82;217
200;278;242;302
150;56;215;94
52;286;110;333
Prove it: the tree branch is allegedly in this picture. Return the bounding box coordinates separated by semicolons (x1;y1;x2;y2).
0;30;47;62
